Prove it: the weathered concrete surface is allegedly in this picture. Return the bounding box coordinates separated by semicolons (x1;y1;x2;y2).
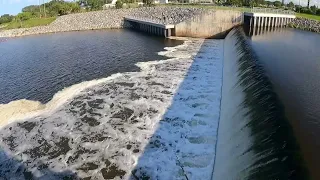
174;10;243;38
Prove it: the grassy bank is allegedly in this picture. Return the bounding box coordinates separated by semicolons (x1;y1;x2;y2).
1;17;56;30
297;13;320;21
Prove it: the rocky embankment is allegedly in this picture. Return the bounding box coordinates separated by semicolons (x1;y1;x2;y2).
127;7;205;24
0;7;205;38
289;17;320;33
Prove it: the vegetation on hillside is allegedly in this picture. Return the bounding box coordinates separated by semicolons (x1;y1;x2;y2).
166;0;320;21
0;0;81;30
3;17;56;30
297;13;320;21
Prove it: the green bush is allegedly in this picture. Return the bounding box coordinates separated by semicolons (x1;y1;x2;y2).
115;0;123;9
144;0;154;6
287;1;294;8
0;14;14;24
16;12;33;21
273;1;282;7
86;0;105;10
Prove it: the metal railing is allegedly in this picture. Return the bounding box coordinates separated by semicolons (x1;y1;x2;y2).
250;7;296;15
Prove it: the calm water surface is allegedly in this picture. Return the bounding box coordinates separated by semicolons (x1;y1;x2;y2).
0;29;182;104
251;28;320;179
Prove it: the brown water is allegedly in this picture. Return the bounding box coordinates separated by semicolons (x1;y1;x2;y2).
251;28;320;179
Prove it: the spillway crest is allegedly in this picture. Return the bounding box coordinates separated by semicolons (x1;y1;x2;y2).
212;27;310;180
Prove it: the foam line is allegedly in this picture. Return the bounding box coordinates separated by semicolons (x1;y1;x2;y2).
0;38;190;128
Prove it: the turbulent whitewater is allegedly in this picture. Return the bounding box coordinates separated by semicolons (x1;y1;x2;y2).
0;38;223;179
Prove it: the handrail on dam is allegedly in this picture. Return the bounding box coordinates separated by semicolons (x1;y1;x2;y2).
250;7;296;15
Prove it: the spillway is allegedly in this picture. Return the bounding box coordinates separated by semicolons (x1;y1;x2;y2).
0;27;312;179
212;28;310;179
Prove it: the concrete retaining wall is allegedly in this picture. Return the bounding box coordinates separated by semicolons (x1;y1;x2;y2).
174;10;243;38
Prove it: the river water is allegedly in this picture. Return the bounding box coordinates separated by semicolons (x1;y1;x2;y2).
0;29;181;104
250;28;320;179
0;28;225;179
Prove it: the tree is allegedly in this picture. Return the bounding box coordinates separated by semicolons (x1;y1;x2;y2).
115;0;123;8
86;0;105;10
273;0;282;7
225;0;242;6
22;5;40;13
310;5;317;14
16;12;32;27
256;0;266;6
16;12;32;21
265;1;273;7
287;1;294;8
45;1;80;16
300;7;313;14
0;14;14;24
143;0;155;6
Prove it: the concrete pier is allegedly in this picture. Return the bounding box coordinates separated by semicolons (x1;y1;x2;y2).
126;10;296;39
124;17;174;37
125;10;242;39
244;12;295;36
244;12;295;28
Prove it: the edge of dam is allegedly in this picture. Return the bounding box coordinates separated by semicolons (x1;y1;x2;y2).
212;28;310;179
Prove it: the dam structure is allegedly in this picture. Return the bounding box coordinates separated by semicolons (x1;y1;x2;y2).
0;6;311;180
124;8;296;38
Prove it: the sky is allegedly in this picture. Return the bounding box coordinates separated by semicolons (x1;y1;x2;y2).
0;0;40;15
0;0;318;15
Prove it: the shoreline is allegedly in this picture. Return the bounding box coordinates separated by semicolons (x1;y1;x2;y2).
289;17;320;33
0;7;205;38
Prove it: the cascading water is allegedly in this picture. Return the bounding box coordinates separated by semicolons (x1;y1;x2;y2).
212;28;310;179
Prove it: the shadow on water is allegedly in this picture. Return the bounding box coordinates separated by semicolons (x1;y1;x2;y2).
0;150;78;180
244;23;288;38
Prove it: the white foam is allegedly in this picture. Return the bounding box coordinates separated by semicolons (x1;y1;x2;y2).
0;37;191;128
0;37;224;180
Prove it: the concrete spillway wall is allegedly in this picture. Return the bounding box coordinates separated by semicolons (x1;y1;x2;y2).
174;10;243;38
212;28;310;179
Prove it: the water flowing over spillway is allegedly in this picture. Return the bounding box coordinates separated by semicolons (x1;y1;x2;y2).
0;38;223;179
0;27;314;179
212;28;310;179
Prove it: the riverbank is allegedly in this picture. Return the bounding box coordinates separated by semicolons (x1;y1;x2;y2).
289;17;320;33
0;7;204;38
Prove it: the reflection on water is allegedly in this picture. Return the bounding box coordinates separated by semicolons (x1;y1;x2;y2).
244;24;291;37
250;28;320;179
0;29;182;104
